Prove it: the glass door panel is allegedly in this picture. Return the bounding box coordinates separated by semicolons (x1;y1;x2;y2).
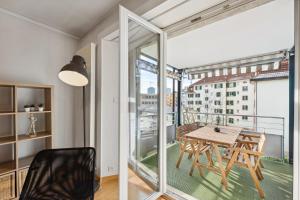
128;18;160;199
119;6;166;200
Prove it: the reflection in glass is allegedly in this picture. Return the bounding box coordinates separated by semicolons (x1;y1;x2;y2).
127;19;160;199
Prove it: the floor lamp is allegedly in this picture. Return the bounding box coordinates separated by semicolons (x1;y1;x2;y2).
58;55;100;191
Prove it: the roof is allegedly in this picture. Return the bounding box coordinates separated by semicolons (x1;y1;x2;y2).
187;69;289;92
251;71;289;81
189;72;255;86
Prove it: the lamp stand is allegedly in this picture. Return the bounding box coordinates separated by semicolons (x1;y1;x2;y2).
83;86;86;147
83;86;100;192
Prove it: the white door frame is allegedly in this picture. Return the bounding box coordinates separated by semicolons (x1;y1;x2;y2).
116;1;300;200
293;1;300;200
119;5;167;200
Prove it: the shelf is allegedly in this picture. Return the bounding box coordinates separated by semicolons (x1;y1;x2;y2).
18;156;34;170
0;112;15;116
18;132;52;142
17;111;51;114
0;82;53;198
0;136;16;146
0;160;16;175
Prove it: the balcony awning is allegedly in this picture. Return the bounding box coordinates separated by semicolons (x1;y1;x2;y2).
184;50;288;80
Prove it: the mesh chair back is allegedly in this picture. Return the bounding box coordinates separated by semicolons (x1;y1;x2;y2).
20;147;96;200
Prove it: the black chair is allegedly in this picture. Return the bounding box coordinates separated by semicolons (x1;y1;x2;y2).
20;147;96;200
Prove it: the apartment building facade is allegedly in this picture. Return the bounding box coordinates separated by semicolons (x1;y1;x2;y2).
186;60;289;129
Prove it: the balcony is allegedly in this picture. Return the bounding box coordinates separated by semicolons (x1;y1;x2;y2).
138;112;292;199
142;143;292;200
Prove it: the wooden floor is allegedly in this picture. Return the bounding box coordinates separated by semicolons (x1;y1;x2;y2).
94;169;167;200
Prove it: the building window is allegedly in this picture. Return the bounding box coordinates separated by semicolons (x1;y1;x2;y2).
197;115;201;120
228;118;234;124
214;101;221;105
195;101;202;105
242;116;248;120
197;108;200;112
214;109;223;113
195;85;202;90
226;91;236;97
242;96;248;100
242;105;248;110
226;109;234;114
216;92;221;97
226;82;236;88
205;89;209;93
242;86;248;91
188;94;194;98
205;97;209;101
214;83;223;89
226;100;234;105
195;93;201;98
188;101;194;105
205;105;208;109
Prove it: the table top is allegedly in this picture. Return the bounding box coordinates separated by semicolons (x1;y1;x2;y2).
185;125;243;146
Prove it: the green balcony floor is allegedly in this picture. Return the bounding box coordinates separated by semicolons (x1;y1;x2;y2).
142;144;293;200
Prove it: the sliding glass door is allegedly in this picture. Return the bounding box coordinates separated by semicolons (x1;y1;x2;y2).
119;5;167;200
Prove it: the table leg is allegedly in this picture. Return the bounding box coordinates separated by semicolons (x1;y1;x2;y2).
212;144;228;189
176;140;188;168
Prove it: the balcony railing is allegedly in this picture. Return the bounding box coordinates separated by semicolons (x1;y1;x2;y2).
136;110;286;161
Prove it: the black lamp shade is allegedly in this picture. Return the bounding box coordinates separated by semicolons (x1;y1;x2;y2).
59;55;89;86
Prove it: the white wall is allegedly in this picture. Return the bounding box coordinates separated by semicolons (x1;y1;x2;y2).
256;79;289;153
0;10;78;148
100;40;119;177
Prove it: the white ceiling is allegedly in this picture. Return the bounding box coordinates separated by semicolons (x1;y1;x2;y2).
0;0;121;38
166;0;294;68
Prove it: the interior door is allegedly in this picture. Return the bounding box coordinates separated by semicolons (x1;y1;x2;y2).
119;5;167;200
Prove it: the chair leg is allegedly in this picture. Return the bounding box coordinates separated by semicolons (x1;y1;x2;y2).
244;154;265;199
205;150;214;167
256;167;264;181
225;148;240;177
189;148;201;176
212;144;228;190
176;142;187;168
188;152;193;159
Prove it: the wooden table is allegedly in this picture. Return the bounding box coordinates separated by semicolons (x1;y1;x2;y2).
185;125;243;189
